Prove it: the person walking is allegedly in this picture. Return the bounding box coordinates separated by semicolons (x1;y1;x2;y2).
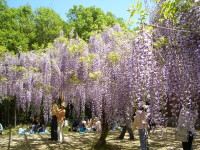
55;102;66;144
117;119;134;140
49;101;58;141
175;102;197;150
118;108;135;140
132;105;149;150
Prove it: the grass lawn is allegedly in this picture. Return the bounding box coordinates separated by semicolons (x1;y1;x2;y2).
0;125;199;150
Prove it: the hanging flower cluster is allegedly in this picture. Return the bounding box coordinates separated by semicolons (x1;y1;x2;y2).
0;16;199;128
151;1;200;126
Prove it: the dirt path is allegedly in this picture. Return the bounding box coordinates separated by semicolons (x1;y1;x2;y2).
0;127;199;150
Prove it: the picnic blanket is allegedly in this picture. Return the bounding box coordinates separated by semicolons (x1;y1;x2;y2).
18;128;49;135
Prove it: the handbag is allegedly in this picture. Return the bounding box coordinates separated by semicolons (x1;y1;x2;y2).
175;126;188;142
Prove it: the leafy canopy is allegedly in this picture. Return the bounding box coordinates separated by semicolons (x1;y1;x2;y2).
0;0;8;11
0;3;64;53
35;7;64;48
64;5;127;41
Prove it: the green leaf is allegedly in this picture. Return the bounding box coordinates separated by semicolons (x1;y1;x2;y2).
158;18;164;23
128;19;138;26
138;2;142;10
89;71;102;80
175;0;181;3
107;52;120;64
29;66;37;72
136;0;139;9
0;77;7;82
130;10;138;19
35;82;44;88
144;25;153;31
130;3;134;8
163;11;169;19
154;0;160;3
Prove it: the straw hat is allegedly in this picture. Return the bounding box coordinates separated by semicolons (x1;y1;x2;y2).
61;102;66;108
94;117;99;121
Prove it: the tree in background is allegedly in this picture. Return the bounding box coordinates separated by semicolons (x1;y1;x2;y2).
0;2;127;52
64;5;127;41
0;6;34;53
34;7;64;49
0;0;8;11
17;5;36;50
0;2;64;52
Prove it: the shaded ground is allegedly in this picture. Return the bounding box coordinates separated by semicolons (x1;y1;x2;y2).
0;126;200;150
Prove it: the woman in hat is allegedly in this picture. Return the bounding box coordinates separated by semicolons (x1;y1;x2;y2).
55;101;66;144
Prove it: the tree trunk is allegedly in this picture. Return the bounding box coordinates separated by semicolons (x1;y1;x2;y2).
7;101;9;127
94;95;109;150
14;99;16;127
94;121;109;149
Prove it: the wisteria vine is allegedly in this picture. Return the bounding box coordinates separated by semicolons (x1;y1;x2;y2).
0;19;199;130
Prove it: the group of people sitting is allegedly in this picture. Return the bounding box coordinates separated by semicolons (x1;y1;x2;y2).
19;116;46;134
71;117;102;133
18;116;46;135
27;116;46;133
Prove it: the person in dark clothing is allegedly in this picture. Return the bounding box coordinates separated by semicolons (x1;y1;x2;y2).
118;121;134;140
72;118;80;131
31;116;38;125
33;118;41;133
49;101;58;141
30;116;39;133
36;119;45;133
117;109;135;140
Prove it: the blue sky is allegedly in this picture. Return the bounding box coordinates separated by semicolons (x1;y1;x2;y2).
6;0;145;23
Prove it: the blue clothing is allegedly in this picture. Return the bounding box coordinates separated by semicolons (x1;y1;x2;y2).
138;129;149;150
32;124;40;132
0;123;3;131
72;119;80;131
79;127;85;133
0;123;3;134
